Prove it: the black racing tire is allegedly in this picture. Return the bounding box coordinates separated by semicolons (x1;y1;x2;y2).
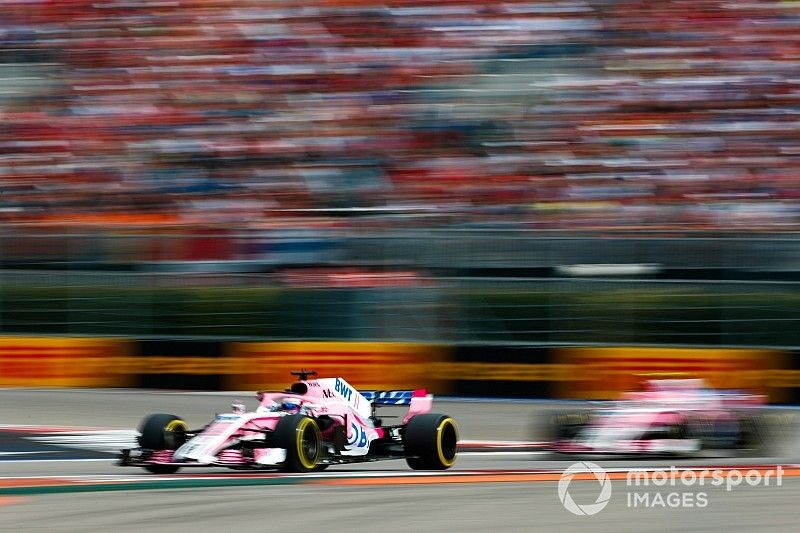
138;413;188;450
404;414;458;470
736;413;771;452
547;410;592;441
143;463;181;475
138;414;187;475
273;414;322;473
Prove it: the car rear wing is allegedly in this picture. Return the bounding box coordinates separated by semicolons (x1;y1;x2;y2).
360;389;427;406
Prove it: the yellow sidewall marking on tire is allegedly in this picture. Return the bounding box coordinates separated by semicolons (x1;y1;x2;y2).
165;420;188;432
296;418;321;470
436;418;458;468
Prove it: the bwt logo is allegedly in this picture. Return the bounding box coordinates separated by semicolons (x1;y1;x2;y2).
558;462;613;516
334;378;353;402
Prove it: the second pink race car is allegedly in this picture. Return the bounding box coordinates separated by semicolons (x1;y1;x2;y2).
548;379;769;456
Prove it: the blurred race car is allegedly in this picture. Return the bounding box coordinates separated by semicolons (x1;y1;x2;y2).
118;370;458;473
548;379;768;456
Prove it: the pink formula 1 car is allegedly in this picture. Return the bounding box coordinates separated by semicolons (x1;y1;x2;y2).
118;371;458;473
548;379;768;456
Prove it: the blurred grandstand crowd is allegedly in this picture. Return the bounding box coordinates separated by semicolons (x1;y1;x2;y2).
1;0;800;231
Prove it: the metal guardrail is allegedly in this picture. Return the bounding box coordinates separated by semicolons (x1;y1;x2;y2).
447;277;800;347
0;270;798;347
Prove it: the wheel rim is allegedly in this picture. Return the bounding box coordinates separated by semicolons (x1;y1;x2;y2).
436;418;458;467
296;418;320;469
302;425;318;460
164;419;188;450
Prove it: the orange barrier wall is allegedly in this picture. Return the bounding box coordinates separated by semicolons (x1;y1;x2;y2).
0;337;133;387
227;341;451;393
553;346;786;401
1;337;797;403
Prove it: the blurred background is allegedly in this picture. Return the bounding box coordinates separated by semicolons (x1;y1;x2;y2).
1;0;800;398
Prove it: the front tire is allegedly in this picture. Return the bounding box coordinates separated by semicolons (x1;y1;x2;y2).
143;463;181;475
404;414;458;470
138;413;188;450
273;414;322;473
138;413;187;475
547;410;591;441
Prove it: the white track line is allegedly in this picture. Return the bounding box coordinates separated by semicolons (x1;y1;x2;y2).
0;451;54;456
0;459;112;464
459;451;548;457
460;440;541;444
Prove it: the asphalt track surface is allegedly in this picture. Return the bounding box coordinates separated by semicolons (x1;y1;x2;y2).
1;389;799;532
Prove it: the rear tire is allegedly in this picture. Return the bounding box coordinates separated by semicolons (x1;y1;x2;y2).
273;414;322;473
736;413;771;453
404;414;458;470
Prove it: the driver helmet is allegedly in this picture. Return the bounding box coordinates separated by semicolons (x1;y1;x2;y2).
281;398;302;412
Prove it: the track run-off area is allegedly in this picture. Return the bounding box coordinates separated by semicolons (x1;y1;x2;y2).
2;389;800;532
